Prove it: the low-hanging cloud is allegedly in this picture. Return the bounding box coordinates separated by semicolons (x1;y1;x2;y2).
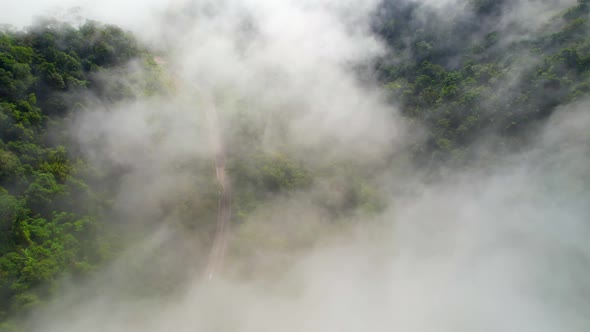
4;0;590;331
28;98;590;332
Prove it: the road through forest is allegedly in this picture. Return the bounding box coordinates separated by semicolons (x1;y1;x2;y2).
202;97;231;281
155;57;231;280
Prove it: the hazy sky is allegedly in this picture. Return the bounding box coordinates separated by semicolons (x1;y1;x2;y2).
0;0;169;29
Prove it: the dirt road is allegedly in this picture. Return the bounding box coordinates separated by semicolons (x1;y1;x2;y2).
157;57;231;280
203;108;231;280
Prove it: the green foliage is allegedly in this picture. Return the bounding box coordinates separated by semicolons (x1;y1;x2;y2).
0;1;588;325
0;20;164;324
375;0;590;165
230;151;312;222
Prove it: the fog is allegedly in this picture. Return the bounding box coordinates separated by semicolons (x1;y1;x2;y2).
4;0;589;331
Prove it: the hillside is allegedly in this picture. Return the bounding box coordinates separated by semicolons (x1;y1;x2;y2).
374;0;590;164
0;20;162;324
0;1;589;331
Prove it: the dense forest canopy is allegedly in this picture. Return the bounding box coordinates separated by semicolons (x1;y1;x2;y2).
0;20;163;326
373;0;590;164
0;0;589;331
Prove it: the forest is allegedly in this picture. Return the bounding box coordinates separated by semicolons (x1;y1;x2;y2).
0;0;589;330
0;20;166;325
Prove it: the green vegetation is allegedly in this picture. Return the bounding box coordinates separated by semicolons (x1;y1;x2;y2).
0;20;162;326
0;0;589;328
374;0;590;165
0;18;319;328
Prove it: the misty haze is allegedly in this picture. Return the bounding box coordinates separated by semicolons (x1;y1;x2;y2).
0;0;589;331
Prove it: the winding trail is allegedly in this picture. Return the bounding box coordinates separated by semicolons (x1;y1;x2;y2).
155;57;231;280
202;98;232;281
